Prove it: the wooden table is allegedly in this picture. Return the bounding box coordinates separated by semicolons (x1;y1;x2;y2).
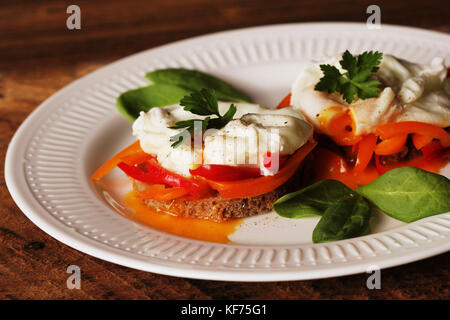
1;0;449;299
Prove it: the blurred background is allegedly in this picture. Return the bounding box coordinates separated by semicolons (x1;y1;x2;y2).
0;0;449;299
1;0;449;67
2;0;449;130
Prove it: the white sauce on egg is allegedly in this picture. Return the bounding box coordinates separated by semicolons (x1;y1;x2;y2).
132;102;313;177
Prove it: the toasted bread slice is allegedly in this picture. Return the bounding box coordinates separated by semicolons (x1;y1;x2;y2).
132;173;303;223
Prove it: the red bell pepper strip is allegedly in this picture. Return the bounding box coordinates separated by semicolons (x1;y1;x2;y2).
206;141;317;199
189;164;261;181
421;141;446;160
145;159;207;191
374;154;386;175
353;134;377;173
118;160;199;190
118;161;213;199
117;161;162;184
351;141;360;154
276;93;292;109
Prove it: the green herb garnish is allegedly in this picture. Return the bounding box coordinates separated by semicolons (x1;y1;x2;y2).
117;68;252;121
274;167;450;243
146;68;253;103
117;84;191;121
312;195;372;243
169;88;237;147
357;167;450;222
169;118;210;148
273;180;358;219
314;50;383;104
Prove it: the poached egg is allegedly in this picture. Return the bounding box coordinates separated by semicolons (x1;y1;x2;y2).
132;102;313;176
290;54;450;144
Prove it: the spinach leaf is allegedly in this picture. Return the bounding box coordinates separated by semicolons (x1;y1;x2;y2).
312;195;372;243
116;84;191;121
273;180;357;218
357;167;450;223
146;68;253;103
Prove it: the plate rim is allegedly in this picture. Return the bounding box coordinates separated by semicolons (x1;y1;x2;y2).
5;22;450;282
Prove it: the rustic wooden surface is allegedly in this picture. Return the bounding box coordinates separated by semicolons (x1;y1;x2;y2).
1;0;449;300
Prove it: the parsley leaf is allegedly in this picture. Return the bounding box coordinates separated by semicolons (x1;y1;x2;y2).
314;65;344;94
314;50;383;104
169;118;210;148
169;88;236;147
179;89;220;116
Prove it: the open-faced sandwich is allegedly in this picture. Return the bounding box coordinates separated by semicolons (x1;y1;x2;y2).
92;86;314;222
92;51;450;243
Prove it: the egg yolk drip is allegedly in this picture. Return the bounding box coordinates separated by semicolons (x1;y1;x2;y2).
317;106;361;146
121;191;242;243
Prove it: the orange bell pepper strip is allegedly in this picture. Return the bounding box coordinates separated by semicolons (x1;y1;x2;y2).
375;122;450;147
120;150;154;166
312;147;379;189
206;141;317;199
90;140;149;180
353;134;377;173
276;93;292;109
136;184;190;201
374;134;407;156
412;133;434;150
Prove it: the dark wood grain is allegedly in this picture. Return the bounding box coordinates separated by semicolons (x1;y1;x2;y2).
0;0;449;300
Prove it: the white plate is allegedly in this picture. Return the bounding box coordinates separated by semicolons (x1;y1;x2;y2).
5;23;450;281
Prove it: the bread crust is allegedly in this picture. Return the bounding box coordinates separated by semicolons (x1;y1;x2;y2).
133;174;301;223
